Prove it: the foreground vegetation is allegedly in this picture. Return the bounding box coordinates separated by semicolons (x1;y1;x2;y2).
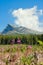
0;44;43;65
0;34;43;65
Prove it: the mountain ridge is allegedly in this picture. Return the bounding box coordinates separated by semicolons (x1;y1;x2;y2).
1;24;43;35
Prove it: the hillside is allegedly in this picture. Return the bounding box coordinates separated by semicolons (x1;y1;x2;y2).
1;24;42;35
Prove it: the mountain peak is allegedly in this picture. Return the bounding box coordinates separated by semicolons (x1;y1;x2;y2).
2;24;14;34
1;24;43;35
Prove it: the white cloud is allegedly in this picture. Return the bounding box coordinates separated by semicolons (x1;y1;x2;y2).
12;6;43;32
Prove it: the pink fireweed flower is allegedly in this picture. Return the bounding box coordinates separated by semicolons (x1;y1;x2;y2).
24;45;32;57
27;45;32;49
17;39;21;44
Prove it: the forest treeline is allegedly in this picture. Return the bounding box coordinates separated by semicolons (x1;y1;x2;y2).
0;34;43;45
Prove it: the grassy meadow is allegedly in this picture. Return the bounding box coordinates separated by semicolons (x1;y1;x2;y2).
0;44;43;65
0;34;43;65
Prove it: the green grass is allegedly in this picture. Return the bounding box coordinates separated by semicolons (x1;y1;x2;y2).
0;44;43;52
0;44;43;65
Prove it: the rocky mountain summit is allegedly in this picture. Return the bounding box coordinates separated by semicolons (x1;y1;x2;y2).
1;24;43;35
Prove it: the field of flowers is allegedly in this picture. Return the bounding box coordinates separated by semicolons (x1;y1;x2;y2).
0;44;43;65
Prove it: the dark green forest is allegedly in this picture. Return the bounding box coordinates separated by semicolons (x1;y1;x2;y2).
0;34;43;45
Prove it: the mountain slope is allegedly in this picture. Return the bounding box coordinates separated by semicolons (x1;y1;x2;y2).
1;24;42;35
2;24;14;34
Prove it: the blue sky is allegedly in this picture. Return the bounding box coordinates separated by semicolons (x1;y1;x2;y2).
0;0;43;32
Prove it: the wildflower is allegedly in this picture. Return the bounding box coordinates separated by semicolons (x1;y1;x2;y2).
24;45;32;57
17;38;21;44
27;45;32;49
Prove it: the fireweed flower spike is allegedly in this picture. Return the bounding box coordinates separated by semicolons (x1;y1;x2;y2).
27;45;32;49
17;38;21;44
